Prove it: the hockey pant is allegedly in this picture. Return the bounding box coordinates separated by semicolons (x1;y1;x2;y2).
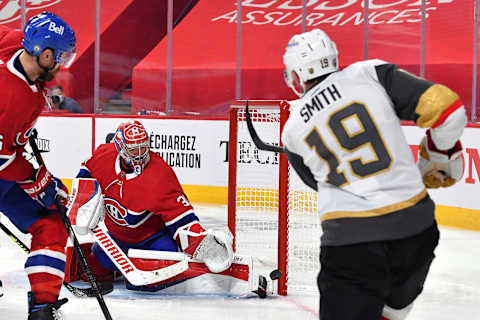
318;221;439;320
0;182;68;304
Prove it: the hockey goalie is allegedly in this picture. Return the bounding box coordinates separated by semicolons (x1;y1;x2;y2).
64;120;278;297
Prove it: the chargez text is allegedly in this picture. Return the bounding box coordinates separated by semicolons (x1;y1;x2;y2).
149;134;196;151
93;228;134;273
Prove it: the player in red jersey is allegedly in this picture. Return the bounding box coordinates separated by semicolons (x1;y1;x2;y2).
74;120;235;292
0;12;76;320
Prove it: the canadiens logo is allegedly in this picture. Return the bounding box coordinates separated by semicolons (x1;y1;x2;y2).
104;197;128;226
0;0;62;25
124;124;147;142
104;197;152;227
15;126;34;146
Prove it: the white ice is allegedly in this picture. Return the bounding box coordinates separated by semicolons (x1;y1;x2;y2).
1;204;480;320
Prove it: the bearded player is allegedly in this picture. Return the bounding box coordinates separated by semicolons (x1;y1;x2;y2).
0;12;76;320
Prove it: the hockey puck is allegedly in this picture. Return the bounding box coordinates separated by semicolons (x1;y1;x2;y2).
269;269;282;280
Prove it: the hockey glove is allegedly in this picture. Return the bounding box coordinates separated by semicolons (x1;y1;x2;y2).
18;165;69;209
177;223;234;273
418;130;463;188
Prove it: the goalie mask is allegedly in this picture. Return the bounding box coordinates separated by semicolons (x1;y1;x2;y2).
283;28;338;97
113;120;150;174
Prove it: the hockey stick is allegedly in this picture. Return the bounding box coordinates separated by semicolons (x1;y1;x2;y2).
128;249;251;266
128;249;282;298
245;100;285;154
29;136;114;320
91;224;189;286
0;220;112;298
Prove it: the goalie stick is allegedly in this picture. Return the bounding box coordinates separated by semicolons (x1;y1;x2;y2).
0;220;112;298
245;100;285;154
128;249;282;298
91;224;189;286
127;249;249;265
29;135;114;320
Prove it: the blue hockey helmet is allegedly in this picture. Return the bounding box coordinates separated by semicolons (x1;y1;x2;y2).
22;11;77;68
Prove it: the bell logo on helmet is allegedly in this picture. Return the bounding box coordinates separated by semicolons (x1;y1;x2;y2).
48;21;64;35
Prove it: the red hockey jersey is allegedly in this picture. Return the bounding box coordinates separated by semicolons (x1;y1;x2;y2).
0;47;46;181
0;25;23;62
80;143;197;244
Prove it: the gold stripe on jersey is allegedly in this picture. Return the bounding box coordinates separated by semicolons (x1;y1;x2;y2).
415;84;459;128
321;189;427;221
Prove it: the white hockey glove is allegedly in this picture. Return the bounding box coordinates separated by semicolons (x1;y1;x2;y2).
176;222;234;273
418;130;463;189
66;178;105;235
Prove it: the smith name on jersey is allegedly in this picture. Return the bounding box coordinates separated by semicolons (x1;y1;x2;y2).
282;59;464;246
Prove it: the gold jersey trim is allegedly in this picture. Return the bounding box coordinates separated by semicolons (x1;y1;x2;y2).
416;84;459;128
321;189;427;221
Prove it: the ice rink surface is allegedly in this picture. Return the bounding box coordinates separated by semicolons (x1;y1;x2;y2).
1;204;480;320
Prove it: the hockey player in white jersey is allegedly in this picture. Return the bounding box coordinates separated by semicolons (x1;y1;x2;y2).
281;29;466;320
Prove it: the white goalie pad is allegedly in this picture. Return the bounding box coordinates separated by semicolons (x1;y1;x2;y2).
66;178;105;235
128;249;278;296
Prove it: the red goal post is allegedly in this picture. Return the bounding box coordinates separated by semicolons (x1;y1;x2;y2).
228;100;320;296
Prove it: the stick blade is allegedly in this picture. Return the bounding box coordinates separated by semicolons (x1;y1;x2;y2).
244;101;285;154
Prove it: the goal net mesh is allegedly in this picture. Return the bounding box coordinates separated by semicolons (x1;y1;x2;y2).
229;101;321;295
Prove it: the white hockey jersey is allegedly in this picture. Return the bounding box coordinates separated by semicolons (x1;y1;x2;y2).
281;59;465;246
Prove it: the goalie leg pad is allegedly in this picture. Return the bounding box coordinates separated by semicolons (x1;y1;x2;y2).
127;258;252;295
64;243;115;283
126;250;253;294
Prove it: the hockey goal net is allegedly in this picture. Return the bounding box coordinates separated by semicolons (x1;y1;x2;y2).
228;100;321;296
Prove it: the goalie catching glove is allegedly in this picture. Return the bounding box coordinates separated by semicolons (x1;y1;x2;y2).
418;130;463;188
176;222;234;273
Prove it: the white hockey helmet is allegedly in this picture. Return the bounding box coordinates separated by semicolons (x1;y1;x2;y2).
283;29;339;97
